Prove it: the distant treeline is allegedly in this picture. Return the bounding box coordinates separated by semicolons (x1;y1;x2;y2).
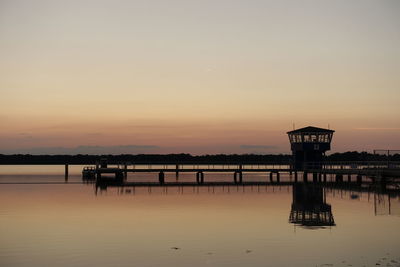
0;154;290;165
0;152;399;165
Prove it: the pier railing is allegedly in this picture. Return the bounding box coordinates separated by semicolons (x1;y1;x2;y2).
305;161;400;170
82;161;400;186
114;163;291;170
91;161;400;173
102;161;400;172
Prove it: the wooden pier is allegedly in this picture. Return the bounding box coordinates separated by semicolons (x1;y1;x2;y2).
82;161;400;187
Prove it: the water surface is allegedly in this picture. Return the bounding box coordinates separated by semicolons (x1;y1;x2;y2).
1;167;399;266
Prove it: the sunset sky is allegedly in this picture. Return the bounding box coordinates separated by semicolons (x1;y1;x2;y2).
1;0;399;154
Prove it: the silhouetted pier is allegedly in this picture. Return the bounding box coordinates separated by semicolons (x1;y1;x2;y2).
77;126;400;185
81;161;400;188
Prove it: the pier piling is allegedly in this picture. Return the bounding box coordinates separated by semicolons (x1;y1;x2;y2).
303;172;308;183
335;174;343;183
196;171;204;184
234;171;243;184
159;171;165;185
357;174;362;184
65;164;69;182
175;164;179;180
313;173;318;183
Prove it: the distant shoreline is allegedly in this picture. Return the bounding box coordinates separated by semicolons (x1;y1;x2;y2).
0;152;398;165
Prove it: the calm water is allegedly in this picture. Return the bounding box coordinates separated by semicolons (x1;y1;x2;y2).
1;166;400;267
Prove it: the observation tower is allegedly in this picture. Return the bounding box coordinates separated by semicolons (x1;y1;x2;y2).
287;126;334;170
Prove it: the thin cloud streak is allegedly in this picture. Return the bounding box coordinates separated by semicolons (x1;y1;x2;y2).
354;128;400;131
239;145;280;155
240;145;278;150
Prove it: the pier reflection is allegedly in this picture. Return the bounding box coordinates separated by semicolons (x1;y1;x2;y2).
92;179;400;222
289;184;335;228
374;193;400;216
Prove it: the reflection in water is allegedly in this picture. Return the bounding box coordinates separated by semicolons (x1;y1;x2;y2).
1;178;400;266
375;193;400;216
289;184;335;228
93;179;400;222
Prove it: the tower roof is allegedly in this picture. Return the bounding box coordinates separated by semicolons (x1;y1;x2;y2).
287;126;334;134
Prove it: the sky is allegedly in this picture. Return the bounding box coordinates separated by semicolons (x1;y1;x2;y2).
1;0;399;155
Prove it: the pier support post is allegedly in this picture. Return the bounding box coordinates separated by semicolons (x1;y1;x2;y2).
159;171;165;185
234;171;243;184
269;172;273;182
357;174;362;184
196;171;204;184
313;172;318;183
65;164;69;182
175;164;179;180
303;172;308;183
116;171;124;183
294;172;298;182
347;174;351;183
323;173;327;183
380;176;387;189
335;174;343;183
276;172;280;183
318;173;322;183
124;164;128;180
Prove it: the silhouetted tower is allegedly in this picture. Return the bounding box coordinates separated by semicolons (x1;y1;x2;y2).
289;184;335;228
287;126;334;170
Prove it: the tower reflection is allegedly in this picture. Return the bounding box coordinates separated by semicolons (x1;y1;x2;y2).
289;184;335;228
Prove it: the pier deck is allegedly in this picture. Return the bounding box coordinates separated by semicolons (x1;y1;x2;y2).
83;162;400;188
